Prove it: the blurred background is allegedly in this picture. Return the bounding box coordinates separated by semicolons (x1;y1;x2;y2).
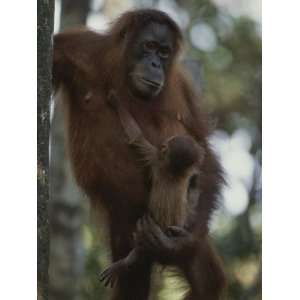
49;0;261;299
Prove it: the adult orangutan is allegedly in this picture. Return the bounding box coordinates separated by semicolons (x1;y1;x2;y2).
53;9;226;300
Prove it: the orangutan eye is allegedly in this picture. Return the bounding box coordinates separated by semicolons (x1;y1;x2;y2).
143;41;157;51
159;47;171;59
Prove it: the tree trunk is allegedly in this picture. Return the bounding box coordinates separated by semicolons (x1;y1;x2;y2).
37;1;54;300
49;2;90;300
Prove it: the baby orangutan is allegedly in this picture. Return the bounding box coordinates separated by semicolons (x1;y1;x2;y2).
99;91;205;287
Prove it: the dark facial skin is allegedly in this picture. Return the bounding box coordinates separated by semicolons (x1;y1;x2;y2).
128;23;175;99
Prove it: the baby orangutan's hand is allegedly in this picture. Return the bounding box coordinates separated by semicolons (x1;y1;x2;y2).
134;216;195;264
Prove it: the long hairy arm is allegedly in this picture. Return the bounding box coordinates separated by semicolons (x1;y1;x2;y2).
108;91;158;165
53;28;103;89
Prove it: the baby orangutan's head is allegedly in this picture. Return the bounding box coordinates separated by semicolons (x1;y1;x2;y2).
159;135;204;176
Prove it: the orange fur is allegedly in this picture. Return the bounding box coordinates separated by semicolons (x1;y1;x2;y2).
53;9;226;300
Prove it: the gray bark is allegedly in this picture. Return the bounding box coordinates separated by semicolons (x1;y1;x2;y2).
49;2;90;300
38;1;54;300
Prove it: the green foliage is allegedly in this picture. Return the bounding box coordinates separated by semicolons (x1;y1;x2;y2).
80;224;111;299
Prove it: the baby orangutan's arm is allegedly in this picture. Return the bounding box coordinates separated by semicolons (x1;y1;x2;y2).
108;90;157;163
99;247;143;288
